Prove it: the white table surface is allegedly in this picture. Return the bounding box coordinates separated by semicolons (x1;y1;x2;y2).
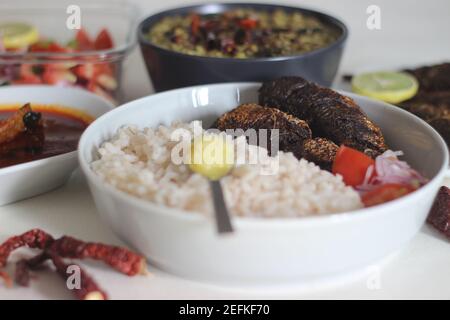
1;0;450;299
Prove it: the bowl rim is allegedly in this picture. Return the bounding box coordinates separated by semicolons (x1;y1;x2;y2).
137;2;348;62
78;82;449;227
0;0;139;63
0;84;115;175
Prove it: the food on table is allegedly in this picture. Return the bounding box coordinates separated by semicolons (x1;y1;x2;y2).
188;133;235;181
400;63;450;147
404;63;450;93
91;122;363;217
333;146;427;206
351;71;419;104
300;138;339;172
332;145;375;187
361;183;415;207
0;270;12;288
344;63;450;147
213;103;339;171
358;150;427;190
0;103;92;169
212;103;312;158
42;251;107;300
0;229;147;300
428;117;450;147
427;186;450;238
0;27;119;104
0;23;39;50
147;9;340;58
0;103;40;145
259;76;388;158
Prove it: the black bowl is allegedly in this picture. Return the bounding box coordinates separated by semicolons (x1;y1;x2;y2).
138;3;348;92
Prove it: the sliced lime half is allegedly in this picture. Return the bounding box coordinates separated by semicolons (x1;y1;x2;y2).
0;22;39;49
351;71;419;104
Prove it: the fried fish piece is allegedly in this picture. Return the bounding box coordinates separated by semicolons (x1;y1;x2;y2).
212;103;312;159
0;104;32;145
405;63;450;93
0;103;44;158
300;137;339;171
213;103;340;170
0;103;42;146
429;116;450;147
259;77;388;157
399;91;450;121
427;186;450;239
401;63;450;147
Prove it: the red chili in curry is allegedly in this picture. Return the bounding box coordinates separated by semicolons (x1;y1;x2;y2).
0;104;92;169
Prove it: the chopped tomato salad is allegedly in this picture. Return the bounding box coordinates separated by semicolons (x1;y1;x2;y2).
0;27;118;104
332;145;427;207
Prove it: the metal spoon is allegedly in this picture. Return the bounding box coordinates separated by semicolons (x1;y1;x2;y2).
209;180;233;233
188;134;234;234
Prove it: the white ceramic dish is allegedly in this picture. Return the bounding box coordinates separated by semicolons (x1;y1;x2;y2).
0;85;114;206
79;83;449;285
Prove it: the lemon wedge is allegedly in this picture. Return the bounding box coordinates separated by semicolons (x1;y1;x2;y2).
351;71;419;104
0;23;39;49
189;134;234;181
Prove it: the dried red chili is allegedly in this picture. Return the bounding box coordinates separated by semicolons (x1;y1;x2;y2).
14;252;48;287
14;251;106;300
50;236;147;276
0;270;12;288
0;229;147;300
0;229;54;268
48;252;108;300
14;260;31;287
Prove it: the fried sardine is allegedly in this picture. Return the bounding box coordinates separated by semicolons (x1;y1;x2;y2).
212;103;339;170
259;76;388;157
212;103;311;158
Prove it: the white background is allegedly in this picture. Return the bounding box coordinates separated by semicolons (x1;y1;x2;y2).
1;0;450;299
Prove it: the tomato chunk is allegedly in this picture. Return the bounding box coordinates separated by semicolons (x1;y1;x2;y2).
75;28;94;51
362;184;416;207
332;145;375;187
94;29;114;50
48;42;68;53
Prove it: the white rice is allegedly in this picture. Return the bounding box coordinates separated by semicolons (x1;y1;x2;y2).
91;121;362;218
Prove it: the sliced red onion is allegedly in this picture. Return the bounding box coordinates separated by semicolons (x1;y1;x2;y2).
356;150;427;193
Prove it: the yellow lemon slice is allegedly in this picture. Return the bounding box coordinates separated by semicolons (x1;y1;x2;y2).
189;134;235;181
0;23;39;49
351;71;419;104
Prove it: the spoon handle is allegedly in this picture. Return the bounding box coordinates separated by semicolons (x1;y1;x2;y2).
210;180;233;234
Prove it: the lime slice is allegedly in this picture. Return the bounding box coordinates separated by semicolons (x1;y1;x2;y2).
351;71;419;104
0;23;39;49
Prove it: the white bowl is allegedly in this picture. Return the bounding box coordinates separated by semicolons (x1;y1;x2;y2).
0;85;114;206
79;83;449;285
